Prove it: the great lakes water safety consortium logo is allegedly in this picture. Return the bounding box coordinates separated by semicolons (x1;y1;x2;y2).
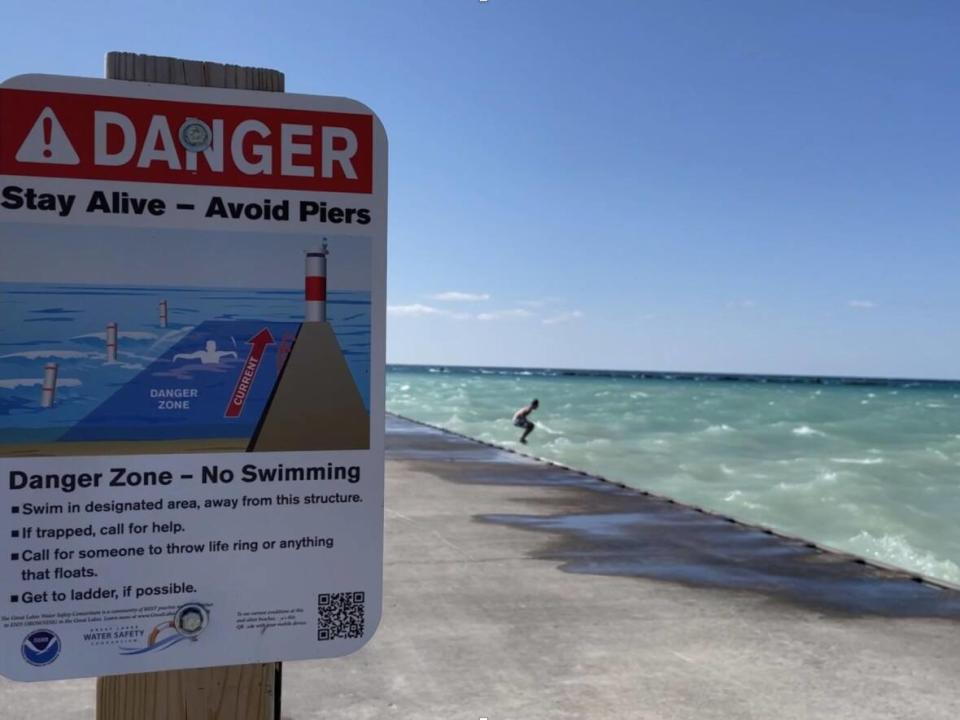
21;629;61;666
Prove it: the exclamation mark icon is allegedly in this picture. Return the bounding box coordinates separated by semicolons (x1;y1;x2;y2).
42;116;53;159
15;107;80;165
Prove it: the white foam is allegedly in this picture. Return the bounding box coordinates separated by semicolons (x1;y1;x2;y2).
0;349;101;360
792;425;825;437
705;424;736;433
0;377;82;389
830;457;884;465
585;438;612;448
72;331;158;341
845;531;960;584
117;351;161;363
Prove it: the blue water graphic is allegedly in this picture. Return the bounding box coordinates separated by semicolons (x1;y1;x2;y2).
61;320;298;442
0;283;370;445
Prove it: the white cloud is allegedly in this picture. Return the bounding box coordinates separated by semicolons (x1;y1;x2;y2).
848;300;877;309
726;299;756;309
519;297;561;308
429;291;491;302
390;304;540;322
387;304;468;320
388;303;443;317
476;308;534;321
542;310;584;325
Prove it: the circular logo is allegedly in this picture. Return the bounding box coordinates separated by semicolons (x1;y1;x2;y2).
178;119;213;153
21;629;61;667
173;603;209;638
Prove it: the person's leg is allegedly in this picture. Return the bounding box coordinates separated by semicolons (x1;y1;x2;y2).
520;421;534;443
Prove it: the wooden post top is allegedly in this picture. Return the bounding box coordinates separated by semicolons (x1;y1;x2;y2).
105;52;284;92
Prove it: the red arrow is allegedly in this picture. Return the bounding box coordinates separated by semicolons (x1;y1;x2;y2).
224;328;275;418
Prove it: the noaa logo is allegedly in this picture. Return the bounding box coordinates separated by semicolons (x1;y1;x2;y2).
21;629;61;667
178;118;213;153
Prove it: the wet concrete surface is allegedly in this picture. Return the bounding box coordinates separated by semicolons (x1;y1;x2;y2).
4;415;959;719
388;415;960;618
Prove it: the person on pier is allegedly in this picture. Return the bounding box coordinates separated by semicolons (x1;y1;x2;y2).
512;399;539;444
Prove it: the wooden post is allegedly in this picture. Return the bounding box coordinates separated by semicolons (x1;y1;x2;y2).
97;664;276;720
95;52;285;720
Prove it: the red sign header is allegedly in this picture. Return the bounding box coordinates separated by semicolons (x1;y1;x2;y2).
0;89;373;193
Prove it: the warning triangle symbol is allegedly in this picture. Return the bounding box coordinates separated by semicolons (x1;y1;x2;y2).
15;107;80;165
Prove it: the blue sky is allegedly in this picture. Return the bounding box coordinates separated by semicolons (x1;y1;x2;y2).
3;1;959;378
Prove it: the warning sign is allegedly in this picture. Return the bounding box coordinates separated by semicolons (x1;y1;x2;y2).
15;108;80;166
0;87;373;192
0;74;386;681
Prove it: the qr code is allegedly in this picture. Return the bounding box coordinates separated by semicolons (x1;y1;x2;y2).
317;592;365;641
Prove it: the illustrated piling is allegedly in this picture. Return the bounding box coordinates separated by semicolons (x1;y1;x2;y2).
106;322;118;362
159;300;168;328
40;363;58;408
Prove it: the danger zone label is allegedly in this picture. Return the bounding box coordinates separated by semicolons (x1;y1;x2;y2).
0;89;374;193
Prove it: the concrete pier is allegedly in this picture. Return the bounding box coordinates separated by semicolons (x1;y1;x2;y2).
250;322;369;451
4;415;960;718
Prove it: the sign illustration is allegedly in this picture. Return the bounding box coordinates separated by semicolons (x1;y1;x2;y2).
0;74;386;681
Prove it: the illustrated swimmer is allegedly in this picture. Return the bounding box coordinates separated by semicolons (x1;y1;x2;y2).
512;398;539;444
172;340;238;365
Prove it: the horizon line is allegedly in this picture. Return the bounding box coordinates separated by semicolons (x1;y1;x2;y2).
386;362;960;386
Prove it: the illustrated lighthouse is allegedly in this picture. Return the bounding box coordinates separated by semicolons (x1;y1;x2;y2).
305;241;329;322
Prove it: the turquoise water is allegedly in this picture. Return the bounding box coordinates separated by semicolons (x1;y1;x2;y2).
386;366;960;585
